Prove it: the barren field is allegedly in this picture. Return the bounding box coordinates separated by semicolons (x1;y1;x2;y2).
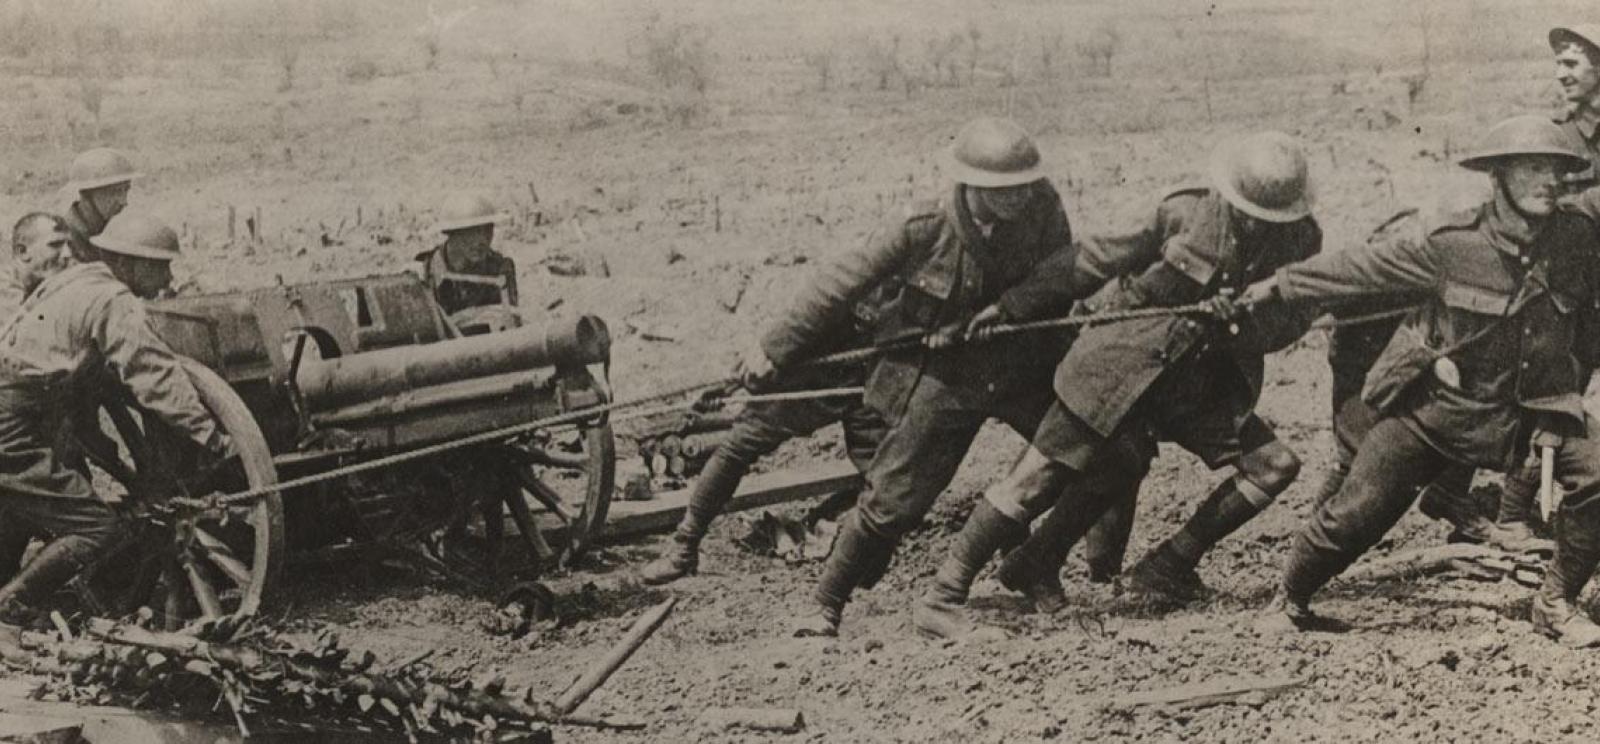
6;0;1600;741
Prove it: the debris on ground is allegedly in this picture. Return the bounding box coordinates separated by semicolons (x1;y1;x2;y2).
735;512;837;563
2;601;676;743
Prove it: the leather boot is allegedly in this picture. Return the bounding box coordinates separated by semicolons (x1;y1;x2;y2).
1128;477;1269;603
914;501;1025;641
1253;590;1316;635
1082;489;1136;584
0;535;98;616
639;533;700;585
997;478;1131;611
1484;471;1551;553
1532;515;1600;648
638;454;748;585
996;504;1073;614
793;511;892;638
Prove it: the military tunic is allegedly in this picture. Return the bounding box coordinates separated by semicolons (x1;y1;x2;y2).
415;244;519;318
763;180;1076;537
1276;195;1600;600
1022;187;1322;477
0;263;227;502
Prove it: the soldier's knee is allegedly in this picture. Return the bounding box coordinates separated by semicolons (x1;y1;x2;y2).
1241;442;1300;493
855;499;919;539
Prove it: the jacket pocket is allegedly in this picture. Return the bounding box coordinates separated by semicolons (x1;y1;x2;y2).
1361;325;1437;413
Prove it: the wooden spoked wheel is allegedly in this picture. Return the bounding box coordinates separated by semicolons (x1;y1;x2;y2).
76;358;284;629
504;368;616;566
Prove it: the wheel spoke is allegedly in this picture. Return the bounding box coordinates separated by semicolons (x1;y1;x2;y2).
503;490;556;562
518;473;574;524
162;561;185;630
193;528;253;589
181;556;223;620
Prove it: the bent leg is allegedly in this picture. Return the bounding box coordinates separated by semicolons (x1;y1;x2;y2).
1280;417;1450;607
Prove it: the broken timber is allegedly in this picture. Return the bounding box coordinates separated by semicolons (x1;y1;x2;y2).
527;460;861;542
1109;676;1304;713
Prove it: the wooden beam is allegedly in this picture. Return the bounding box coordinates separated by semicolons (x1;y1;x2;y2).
524;460;862;543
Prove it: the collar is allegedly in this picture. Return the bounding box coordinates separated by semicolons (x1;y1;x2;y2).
1482;186;1547;257
24;262;112;308
948;184;990;252
1569;100;1600;142
69;199;109;237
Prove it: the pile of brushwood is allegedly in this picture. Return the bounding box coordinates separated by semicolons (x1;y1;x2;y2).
4;604;668;743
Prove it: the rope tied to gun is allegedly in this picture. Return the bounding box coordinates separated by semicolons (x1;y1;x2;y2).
170;302;1412;509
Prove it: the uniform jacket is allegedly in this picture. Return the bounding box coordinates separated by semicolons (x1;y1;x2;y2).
0;263;225;499
416;244;519;317
0;267;26;322
760;181;1076;417
1036;186;1322;436
1325;209;1431;385
1277;194;1600;469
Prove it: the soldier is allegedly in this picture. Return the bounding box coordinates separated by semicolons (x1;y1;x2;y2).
3;214;72;320
784;117;1099;638
917;132;1322;639
416;194;519;332
0;209;232;643
62;148;139;259
1250;116;1600;647
1553;25;1600;194
636;329;888;585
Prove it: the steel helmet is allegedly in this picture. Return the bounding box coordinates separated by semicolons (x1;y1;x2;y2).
1549;25;1600;56
67;148;141;193
1209;131;1312;223
943;117;1045;188
1458;115;1590;173
90;210;181;261
433;193;507;234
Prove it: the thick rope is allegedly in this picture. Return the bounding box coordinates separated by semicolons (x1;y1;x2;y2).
171;302;1412;509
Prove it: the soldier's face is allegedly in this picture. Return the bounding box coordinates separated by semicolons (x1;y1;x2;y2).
109;254;174;299
12;221;71;290
1555;43;1600;105
1497;156;1563;217
968;183;1034;222
444;224;494;261
87;182;131;220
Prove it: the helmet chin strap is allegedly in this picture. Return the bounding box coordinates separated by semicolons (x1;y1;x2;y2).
1495;174;1549;224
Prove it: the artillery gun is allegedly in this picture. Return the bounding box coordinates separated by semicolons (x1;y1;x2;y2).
70;273;616;629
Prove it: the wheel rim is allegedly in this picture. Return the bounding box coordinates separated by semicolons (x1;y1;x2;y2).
77;358;282;628
510;369;615;565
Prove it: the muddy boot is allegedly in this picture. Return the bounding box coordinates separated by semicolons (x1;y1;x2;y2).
639;534;700;585
1417;481;1490;544
1129;477;1274;603
639;454;749;585
995;506;1074;614
792;511;891;638
1253;590;1315;635
1082;490;1136;584
1484;471;1552;553
1531;517;1600;648
913;501;1025;641
1126;546;1208;603
996;551;1068;615
0;536;98;611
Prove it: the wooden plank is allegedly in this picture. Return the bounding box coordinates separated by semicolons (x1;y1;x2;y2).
1108;676;1304;713
523;460;862;542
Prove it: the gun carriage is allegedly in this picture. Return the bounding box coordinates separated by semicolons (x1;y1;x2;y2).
74;272;615;629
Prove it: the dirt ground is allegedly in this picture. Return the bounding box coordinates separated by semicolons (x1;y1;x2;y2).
6;0;1600;740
